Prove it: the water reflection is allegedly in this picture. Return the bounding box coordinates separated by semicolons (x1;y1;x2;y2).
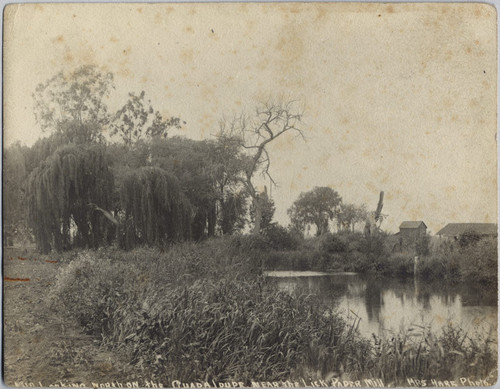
266;272;497;340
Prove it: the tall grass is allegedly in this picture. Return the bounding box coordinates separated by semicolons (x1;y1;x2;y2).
49;242;372;382
48;238;497;385
368;323;497;385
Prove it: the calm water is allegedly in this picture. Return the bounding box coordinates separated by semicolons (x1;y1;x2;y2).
265;271;498;340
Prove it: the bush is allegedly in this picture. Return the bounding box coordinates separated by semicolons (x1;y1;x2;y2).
377;253;414;276
416;255;448;281
262;223;302;251
347;250;371;273
415;237;497;284
49;240;258;336
416;234;431;256
320;233;348;253
359;233;389;258
458;237;497;284
229;233;271;252
49;252;141;335
458;230;483;248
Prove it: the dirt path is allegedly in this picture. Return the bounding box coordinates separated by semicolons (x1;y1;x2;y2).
3;253;129;387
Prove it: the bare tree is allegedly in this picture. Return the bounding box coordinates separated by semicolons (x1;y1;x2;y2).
217;100;304;234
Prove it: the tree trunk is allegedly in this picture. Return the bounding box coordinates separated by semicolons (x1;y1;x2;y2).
315;221;324;237
253;196;262;234
208;203;216;237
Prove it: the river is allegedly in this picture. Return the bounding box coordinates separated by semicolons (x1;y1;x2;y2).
265;271;497;341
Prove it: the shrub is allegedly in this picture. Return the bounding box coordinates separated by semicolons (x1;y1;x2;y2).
416;255;449;281
458;230;483;248
262;223;302;251
359;233;389;258
49;252;141;335
347;250;371;273
384;253;414;276
229;233;271;252
458;237;497;284
320;233;348;253
416;234;431;256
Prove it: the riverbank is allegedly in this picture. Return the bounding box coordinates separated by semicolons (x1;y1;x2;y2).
252;229;498;285
4;238;497;386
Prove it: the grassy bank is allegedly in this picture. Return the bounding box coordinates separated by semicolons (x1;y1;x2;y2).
254;227;498;285
47;238;497;385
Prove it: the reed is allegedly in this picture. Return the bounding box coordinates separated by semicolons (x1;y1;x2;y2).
49;240;497;385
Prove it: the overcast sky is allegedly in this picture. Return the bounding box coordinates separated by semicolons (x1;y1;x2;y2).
4;3;497;233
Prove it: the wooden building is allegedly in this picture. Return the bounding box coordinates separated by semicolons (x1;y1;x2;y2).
398;221;427;247
436;223;498;240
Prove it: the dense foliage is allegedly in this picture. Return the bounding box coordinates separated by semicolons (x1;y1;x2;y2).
288;186;342;236
9;66;280;250
119;167;192;248
26;143;115;253
258;230;498;285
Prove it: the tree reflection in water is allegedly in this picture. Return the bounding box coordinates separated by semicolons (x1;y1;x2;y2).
267;271;497;338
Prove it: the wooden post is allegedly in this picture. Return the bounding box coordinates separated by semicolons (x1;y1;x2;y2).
414;255;420;296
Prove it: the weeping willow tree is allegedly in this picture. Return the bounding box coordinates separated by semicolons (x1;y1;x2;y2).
119;167;193;249
27;144;115;253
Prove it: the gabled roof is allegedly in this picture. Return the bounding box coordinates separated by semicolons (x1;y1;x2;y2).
436;223;498;237
399;221;427;229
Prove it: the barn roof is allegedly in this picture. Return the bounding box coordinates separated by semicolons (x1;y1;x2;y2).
399;221;427;229
436;223;498;237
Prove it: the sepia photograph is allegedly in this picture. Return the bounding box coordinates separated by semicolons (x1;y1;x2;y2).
2;3;498;388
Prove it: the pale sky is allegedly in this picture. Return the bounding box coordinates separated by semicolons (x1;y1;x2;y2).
3;3;498;233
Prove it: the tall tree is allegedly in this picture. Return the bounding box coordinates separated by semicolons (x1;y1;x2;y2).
209;135;248;234
217;100;304;234
249;188;275;232
288;187;342;236
119;167;192;248
219;191;247;235
33;65;114;142
337;203;368;232
26;144;115;253
110;91;183;147
148;137;218;240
